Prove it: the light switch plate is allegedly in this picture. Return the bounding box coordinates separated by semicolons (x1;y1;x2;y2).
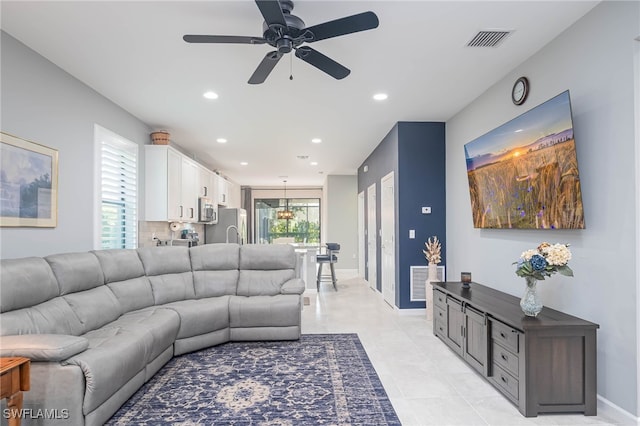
422;206;432;214
409;229;415;239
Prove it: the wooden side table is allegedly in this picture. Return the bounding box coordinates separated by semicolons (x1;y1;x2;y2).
1;357;30;426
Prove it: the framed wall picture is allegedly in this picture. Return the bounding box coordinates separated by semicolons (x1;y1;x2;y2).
0;132;58;227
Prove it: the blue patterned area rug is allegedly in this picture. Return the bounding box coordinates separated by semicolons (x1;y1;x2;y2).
107;334;400;425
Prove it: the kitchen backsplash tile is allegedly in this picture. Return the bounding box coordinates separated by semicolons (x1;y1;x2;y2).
138;221;204;248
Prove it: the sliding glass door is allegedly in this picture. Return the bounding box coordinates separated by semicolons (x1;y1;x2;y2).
254;198;320;245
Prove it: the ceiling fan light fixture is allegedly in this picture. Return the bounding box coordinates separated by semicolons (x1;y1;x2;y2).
203;91;219;99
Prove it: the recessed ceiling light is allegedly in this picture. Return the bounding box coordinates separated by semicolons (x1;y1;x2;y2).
203;91;219;99
216;138;227;143
311;138;322;144
373;93;388;101
240;161;248;166
310;162;318;166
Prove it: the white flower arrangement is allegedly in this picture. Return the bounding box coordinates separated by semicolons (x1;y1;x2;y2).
423;236;441;265
514;242;573;280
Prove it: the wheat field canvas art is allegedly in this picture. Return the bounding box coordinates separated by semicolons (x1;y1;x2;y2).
464;91;585;229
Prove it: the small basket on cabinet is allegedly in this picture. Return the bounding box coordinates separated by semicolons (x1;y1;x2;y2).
150;131;170;145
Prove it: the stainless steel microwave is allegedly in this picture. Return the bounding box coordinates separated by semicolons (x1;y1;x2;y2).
198;197;217;224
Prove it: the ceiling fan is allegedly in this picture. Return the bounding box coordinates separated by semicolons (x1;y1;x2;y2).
183;0;379;84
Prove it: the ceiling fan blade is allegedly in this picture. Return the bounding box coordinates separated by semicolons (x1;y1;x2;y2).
305;11;379;42
255;0;287;28
248;51;283;84
295;47;350;80
183;35;266;44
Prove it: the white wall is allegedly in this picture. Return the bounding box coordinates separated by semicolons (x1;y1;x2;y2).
1;32;150;259
325;175;358;269
446;2;639;416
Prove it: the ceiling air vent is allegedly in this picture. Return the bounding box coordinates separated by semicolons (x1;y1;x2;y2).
467;30;512;47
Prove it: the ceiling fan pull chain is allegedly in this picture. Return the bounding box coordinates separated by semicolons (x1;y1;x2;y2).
289;53;294;81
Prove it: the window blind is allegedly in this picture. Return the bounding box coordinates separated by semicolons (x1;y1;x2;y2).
100;136;138;249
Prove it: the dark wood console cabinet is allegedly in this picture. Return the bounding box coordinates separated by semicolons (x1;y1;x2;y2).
432;281;599;417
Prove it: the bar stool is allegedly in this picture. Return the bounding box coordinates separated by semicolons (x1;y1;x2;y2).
316;243;340;291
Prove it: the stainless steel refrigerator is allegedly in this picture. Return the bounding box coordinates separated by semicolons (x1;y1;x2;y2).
204;208;247;244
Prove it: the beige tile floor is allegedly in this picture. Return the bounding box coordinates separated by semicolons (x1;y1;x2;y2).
301;276;622;426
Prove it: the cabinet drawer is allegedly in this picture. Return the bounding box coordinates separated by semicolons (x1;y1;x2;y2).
434;306;446;323
492;340;519;378
491;363;519;402
434;290;447;309
434;319;446;337
491;320;520;353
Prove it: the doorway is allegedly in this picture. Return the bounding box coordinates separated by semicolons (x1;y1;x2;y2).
358;191;365;279
380;172;395;307
367;184;377;291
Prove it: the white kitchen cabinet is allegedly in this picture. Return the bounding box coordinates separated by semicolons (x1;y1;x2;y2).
166;148;182;221
145;145;200;223
180;157;198;222
227;179;241;209
197;166;218;224
217;175;229;206
198;166;217;199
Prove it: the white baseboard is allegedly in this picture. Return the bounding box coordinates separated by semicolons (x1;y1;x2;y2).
597;394;638;425
394;307;428;316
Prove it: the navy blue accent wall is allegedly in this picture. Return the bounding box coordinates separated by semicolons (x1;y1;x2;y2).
357;125;398;292
358;122;445;309
397;122;446;308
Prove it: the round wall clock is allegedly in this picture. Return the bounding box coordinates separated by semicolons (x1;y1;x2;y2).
512;76;529;105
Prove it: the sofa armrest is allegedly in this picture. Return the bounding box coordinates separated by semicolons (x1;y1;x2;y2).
0;334;89;362
281;278;306;295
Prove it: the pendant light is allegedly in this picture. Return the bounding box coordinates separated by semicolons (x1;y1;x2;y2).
277;180;294;220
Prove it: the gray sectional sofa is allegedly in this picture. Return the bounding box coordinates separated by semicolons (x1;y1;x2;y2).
0;243;305;426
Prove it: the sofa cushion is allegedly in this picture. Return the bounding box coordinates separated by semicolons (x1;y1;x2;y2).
193;270;239;298
237;270;296;296
63;286;122;334
46;252;104;295
0;257;59;313
190;244;240;297
92;249;145;283
0;297;84;336
65;328;149;414
190;243;240;271
239;244;296;270
229;295;301;328
0;334;89;361
106;307;180;362
107;277;155;313
163;297;230;339
148;273;196;305
137;246;192;276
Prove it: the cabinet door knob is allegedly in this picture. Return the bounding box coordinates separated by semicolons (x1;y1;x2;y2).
501;375;508;384
501;353;508;361
500;332;507;339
